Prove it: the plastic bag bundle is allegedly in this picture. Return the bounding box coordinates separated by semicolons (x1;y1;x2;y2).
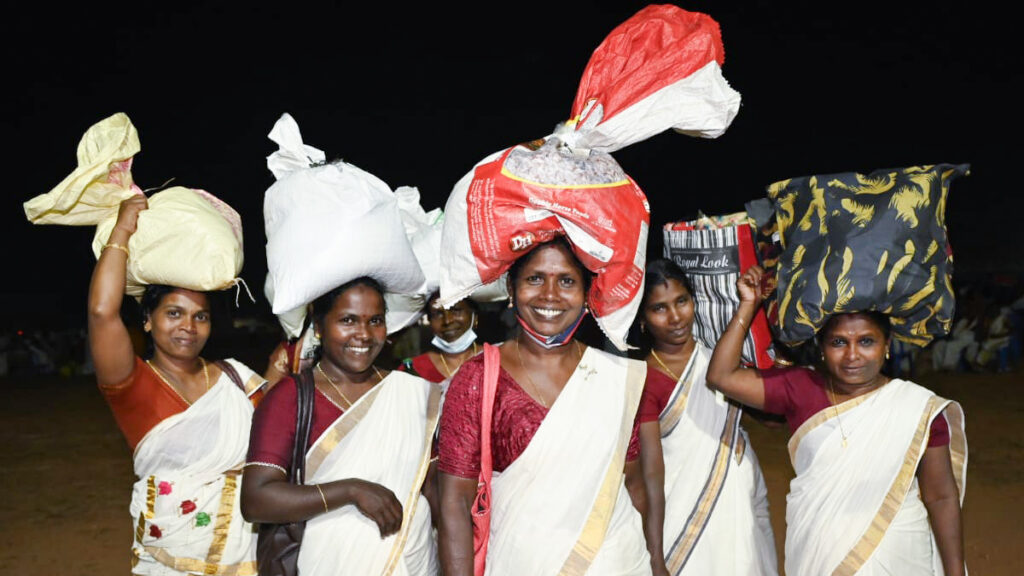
664;211;775;368
439;5;741;350
767;163;970;346
382;186;446;334
23;113;245;296
94;186;243;297
262;113;425;334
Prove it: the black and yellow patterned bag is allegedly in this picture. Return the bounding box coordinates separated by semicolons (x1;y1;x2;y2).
766;163;969;346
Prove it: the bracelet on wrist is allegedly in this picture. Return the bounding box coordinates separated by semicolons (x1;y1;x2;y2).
315;483;329;514
103;243;130;257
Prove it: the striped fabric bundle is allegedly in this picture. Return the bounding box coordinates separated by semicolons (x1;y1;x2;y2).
664;217;775;368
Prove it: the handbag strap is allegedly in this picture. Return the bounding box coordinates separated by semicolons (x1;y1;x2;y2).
479;344;501;482
290;369;316;485
214;359;246;392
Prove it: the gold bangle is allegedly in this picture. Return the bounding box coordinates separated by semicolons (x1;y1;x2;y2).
103;242;130;257
734;316;746;331
315;483;329;514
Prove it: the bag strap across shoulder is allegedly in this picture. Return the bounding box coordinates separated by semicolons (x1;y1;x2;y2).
479;344;501;482
291;369;316;485
214;359;246;391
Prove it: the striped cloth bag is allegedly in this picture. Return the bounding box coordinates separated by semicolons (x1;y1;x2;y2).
663;214;775;368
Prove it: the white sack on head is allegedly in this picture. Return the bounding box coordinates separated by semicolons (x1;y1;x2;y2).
383;186;445;333
439;5;739;351
92;186;245;297
264;273;308;339
263;113;424;321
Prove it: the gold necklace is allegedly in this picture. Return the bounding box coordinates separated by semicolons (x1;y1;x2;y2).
147;357;209;405
515;340;583;409
439;342;479;378
649;350;679;380
826;379;849;448
316;362;383;409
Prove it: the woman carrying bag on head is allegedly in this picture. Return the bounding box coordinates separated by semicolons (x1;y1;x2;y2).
635;258;778;576
241;276;441;576
437;237;656;576
706;265;967;576
89;195;267;576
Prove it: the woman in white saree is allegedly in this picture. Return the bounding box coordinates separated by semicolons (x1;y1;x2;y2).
635;259;778;575
241;276;441;576
437;237;658;576
89;196;267;575
706;265;967;576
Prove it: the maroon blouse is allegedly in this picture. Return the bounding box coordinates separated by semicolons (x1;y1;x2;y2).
761;366;949;447
246;375;344;470
638;367;678;424
438;354;641;479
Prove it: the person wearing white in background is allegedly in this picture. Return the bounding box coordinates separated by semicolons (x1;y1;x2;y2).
635;259;777;576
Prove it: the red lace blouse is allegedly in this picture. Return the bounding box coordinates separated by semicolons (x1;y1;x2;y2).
438;354;641;479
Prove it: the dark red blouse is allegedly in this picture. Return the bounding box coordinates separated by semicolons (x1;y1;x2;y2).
438;354;641;479
246;375;344;470
398;353;447;384
638;367;678;424
761;366;949;447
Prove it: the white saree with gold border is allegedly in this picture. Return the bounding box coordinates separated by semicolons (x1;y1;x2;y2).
484;347;651;576
298;371;441;576
130;358;266;576
784;378;967;576
659;344;777;576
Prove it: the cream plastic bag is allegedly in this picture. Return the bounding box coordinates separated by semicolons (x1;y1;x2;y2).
25;113;245;296
23;112;141;225
92;186;244;297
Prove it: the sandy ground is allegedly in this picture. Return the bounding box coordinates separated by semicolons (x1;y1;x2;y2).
0;360;1021;574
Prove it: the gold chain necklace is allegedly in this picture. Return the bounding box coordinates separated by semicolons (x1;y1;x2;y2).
649;350;679;381
439;342;479;378
316;362;383;410
826;379;849;448
147;357;209;405
515;339;583;409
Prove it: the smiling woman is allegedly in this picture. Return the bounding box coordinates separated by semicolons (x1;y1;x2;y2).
705;265;968;576
437;236;661;575
634;259;777;575
399;292;482;384
241;276;442;576
88;196;268;575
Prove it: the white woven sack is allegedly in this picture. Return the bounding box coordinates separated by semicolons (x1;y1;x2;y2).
263;114;424;316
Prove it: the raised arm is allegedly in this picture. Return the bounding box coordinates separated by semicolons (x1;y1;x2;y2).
705;265;768;410
918;443;965;576
88;195;147;387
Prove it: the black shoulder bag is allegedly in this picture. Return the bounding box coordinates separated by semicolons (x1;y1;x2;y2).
256;368;315;576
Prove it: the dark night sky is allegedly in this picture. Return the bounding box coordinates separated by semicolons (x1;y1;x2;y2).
5;1;1020;328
